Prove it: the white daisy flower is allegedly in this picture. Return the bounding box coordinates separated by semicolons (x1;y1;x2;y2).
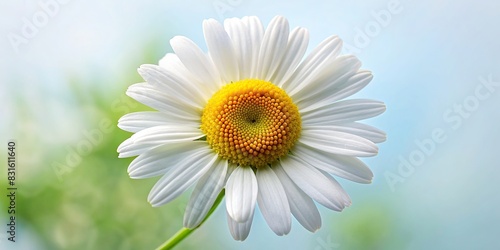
118;15;386;241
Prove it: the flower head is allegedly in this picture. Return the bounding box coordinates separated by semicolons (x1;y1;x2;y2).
118;15;386;240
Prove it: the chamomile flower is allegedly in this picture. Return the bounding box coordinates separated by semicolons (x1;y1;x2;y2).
118;15;386;241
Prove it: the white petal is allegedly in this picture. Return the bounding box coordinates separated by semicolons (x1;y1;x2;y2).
225;166;258;222
298;70;373;113
147;146;218;206
256;16;289;81
127;142;206;179
274;163;321;232
281;35;342;94
294;142;374;184
159;52;183;69
170;36;221;92
279;155;350;211
158;53;211;101
118;111;197;133
291;55;361;100
227;209;254;241
256;166;291;236
301;99;386;125
138;64;205;108
307;123;386;143
126;83;200;121
242;16;264;77
273;27;309;87
224;163;237;183
224;18;249;79
299;128;378;157
130;125;203;146
319;169;351;207
204;19;239;82
184;158;228;228
117;137;152;158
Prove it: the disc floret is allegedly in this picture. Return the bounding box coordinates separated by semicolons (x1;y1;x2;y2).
201;79;301;168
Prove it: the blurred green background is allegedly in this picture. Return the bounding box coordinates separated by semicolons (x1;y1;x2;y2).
1;0;500;249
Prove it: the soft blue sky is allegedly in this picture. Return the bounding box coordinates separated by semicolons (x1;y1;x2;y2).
1;0;500;249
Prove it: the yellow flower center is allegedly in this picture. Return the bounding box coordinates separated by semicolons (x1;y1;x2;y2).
201;79;301;168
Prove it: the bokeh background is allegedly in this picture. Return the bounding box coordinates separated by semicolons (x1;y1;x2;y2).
1;0;500;249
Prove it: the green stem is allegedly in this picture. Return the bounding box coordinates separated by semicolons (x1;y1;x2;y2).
155;190;225;250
